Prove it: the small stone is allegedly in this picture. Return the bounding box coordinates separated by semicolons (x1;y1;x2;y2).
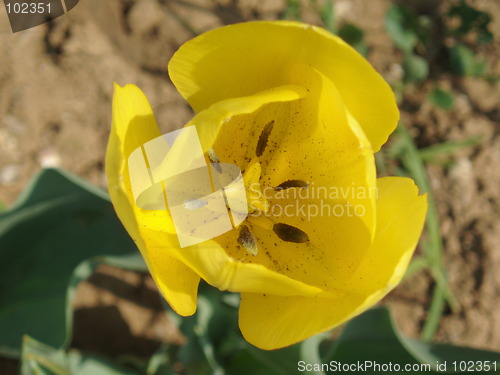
38;148;61;168
0;164;20;185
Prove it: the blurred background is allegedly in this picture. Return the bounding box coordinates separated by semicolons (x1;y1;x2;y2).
1;0;499;374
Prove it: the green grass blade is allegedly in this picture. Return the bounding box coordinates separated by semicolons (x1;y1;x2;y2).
421;284;446;341
321;0;336;33
404;256;429;281
396;123;459;340
419;136;482;162
283;0;301;20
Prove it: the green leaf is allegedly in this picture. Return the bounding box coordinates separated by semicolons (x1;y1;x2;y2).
403;54;429;84
428;88;455;110
168;282;301;375
448;0;493;44
385;5;419;54
21;336;68;375
325;307;500;374
170;284;236;375
0;168;143;357
145;344;178;375
449;43;486;77
244;341;301;375
223;344;289;375
326;308;418;367
338;23;368;56
21;336;142;375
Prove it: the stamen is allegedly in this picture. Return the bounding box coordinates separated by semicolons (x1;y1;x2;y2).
273;223;310;243
256;120;274;157
275;179;309;190
237;225;259;256
207;148;222;173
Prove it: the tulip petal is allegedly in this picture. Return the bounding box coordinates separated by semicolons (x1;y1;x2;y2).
187;84;307;152
106;83;200;315
239;293;378;350
238;176;427;349
348;177;428;294
169;21;398;151
143;232;325;297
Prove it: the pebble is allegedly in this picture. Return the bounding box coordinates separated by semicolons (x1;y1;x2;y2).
0;164;20;185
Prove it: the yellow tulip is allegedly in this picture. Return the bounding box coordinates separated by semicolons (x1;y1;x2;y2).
106;21;427;350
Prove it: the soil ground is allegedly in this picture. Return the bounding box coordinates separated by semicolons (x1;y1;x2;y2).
1;0;500;373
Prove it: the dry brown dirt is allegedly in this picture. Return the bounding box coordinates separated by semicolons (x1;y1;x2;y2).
1;0;500;373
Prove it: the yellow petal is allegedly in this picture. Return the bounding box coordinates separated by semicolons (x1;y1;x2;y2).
238;176;427;349
143;232;325;297
239;293;380;350
187;84;306;152
106;83;200;315
348;177;428;294
145;241;201;316
169;21;398;151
